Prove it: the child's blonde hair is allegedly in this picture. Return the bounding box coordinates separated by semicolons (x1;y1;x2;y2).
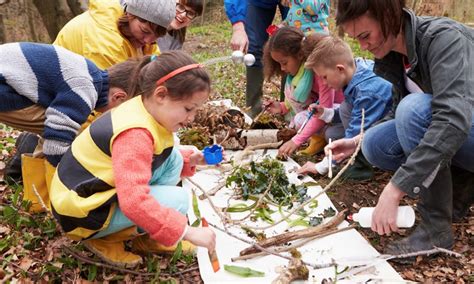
305;36;355;70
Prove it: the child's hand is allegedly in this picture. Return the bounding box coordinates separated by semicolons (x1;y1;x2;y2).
296;161;320;175
263;99;281;114
308;104;325;118
278;140;299;157
183;226;216;252
189;151;206;166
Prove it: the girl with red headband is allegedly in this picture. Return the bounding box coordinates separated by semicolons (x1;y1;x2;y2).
49;51;216;268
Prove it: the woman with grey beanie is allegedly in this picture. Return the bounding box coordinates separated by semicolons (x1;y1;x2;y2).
54;0;176;69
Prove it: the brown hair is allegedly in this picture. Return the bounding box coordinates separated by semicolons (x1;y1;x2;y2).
134;50;210;101
263;26;328;79
117;14;168;39
305;36;354;70
336;0;405;39
169;0;204;44
107;57;152;97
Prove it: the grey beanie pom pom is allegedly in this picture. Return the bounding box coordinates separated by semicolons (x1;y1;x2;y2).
124;0;176;28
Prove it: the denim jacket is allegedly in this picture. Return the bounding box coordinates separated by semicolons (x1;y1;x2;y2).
374;9;474;197
343;58;392;139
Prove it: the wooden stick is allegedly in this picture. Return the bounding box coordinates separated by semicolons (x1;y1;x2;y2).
199;180;227;200
232;224;356;261
239;209;347;256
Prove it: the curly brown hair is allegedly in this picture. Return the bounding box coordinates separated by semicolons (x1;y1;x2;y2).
263;27;327;80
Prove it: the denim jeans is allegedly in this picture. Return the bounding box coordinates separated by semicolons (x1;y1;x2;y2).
245;3;288;67
93;147;189;239
363;93;474;173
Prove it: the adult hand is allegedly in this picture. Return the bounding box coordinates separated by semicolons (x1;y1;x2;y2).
280;0;291;7
324;136;359;163
371;182;406;236
296;161;319;175
231;22;249;52
183;226;216;252
278;140;299;157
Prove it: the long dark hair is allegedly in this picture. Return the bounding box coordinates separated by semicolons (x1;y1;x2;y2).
336;0;405;39
263;26;327;79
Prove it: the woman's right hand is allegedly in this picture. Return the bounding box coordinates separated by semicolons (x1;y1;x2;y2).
263;100;281;114
325;136;358;163
183;226;216;252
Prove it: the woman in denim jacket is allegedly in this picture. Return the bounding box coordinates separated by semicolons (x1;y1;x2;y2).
326;0;474;260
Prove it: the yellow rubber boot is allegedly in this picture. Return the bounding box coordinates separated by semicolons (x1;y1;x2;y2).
83;227;142;268
298;135;327;156
21;154;50;212
132;234;197;255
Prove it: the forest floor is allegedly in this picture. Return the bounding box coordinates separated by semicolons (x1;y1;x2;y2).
0;17;473;283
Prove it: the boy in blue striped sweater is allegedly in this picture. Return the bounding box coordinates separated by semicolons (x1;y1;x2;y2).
0;42;143;211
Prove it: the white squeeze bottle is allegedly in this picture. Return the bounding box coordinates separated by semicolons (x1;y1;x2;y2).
352;206;416;228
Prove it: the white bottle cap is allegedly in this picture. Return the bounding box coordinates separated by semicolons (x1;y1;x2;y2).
243;54;256;66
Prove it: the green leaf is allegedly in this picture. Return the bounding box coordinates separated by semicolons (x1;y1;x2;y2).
191;192;201;227
87;265;97;281
224;265;265;277
170;242;183;265
226;202;256;213
288;218;310;228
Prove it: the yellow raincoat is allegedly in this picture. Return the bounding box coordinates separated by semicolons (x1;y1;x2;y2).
54;0;160;69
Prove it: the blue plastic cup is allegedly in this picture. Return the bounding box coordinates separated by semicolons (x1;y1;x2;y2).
202;144;223;165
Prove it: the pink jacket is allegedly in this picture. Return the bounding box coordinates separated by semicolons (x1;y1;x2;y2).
291;76;344;145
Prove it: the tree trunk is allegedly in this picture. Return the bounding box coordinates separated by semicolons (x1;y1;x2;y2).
0;14;5;43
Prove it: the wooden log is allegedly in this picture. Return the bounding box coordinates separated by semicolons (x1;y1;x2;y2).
239;209;347;256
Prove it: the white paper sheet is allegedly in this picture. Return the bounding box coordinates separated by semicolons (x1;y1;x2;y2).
184;150;403;283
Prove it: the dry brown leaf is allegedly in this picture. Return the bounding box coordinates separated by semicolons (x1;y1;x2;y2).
18;258;33;271
0;225;10;234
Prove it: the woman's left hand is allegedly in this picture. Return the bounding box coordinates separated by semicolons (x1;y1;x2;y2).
278;140;299;157
371;182;406;235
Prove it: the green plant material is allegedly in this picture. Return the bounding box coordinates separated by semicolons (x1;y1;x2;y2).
309;216;323;227
252;207;275;224
321;207;336;218
178;126;210;150
87;265;97;281
191;192;201;227
170;242;183;266
225;202;257;213
226;157;308;208
309;200;319;209
224;265;265;277
242;226;267;242
288;217;310;228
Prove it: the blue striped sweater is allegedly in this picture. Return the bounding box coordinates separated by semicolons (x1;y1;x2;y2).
0;42;109;166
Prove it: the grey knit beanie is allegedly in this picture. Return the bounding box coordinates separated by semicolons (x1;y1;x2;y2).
125;0;176;28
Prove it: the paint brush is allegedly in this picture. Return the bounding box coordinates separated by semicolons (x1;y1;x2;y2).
328;138;333;178
201;217;220;272
297;108;316;134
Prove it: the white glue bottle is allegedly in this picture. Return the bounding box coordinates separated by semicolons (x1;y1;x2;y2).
352;206;416;228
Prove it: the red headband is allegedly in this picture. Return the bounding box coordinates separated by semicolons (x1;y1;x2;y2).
156;63;203;86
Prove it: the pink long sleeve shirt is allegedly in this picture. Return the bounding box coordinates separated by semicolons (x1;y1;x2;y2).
291;76;344;145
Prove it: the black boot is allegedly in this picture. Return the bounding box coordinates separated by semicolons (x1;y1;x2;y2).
339;152;374;181
451;165;474;222
246;66;264;118
385;166;454;263
4;132;40;183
